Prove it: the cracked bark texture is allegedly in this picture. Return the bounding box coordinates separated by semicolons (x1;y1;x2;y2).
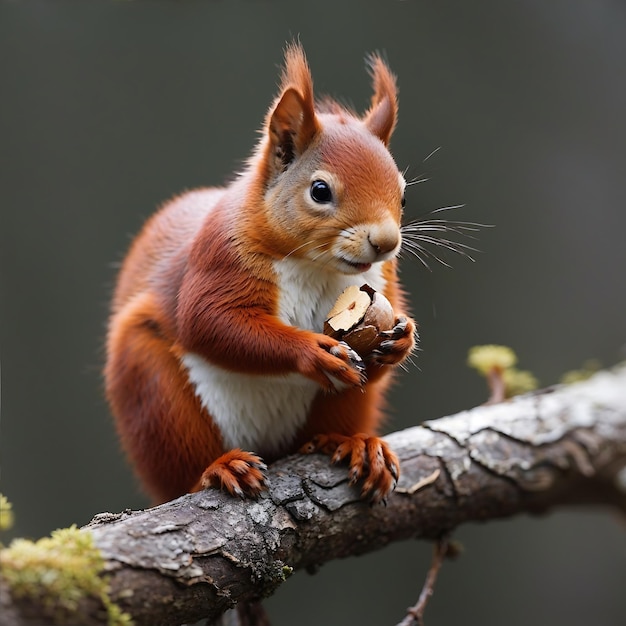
2;366;626;626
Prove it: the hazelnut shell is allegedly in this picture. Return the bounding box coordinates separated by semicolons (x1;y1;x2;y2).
324;284;396;355
324;285;371;338
342;324;380;354
363;291;395;330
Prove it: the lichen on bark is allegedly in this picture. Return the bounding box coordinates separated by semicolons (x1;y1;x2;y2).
0;525;132;626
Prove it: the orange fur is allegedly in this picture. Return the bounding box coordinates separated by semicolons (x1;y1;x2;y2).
105;43;416;504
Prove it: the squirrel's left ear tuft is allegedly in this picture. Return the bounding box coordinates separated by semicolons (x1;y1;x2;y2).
264;42;320;181
363;53;398;146
279;42;317;114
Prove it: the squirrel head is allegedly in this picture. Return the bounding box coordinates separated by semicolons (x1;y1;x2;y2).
251;43;405;275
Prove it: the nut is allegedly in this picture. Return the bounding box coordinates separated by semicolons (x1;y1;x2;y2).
324;284;395;355
324;285;371;337
363;290;395;330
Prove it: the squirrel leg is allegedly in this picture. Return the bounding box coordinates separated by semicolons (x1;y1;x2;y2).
105;292;228;503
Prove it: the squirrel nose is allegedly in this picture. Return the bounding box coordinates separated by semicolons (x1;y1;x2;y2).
368;222;400;256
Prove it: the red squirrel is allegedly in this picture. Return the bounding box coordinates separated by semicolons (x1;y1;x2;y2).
104;43;416;505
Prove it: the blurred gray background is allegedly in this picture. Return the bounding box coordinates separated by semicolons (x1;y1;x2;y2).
1;1;625;625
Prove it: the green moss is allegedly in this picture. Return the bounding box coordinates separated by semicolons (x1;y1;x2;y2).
502;367;539;396
0;525;133;625
467;345;517;375
467;345;539;399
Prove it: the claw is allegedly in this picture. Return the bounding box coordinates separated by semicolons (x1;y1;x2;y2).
380;316;408;340
299;433;400;504
197;450;268;499
378;340;395;353
368;315;416;367
389;461;399;481
349;470;361;485
323;340;366;390
335;341;366;374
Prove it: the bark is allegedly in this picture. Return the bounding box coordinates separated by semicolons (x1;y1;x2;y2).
2;366;626;626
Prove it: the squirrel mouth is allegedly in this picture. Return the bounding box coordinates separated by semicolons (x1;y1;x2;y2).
341;258;372;273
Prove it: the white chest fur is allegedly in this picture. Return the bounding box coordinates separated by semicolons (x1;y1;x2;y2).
182;259;386;456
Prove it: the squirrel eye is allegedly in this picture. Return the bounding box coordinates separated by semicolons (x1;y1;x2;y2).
310;180;333;204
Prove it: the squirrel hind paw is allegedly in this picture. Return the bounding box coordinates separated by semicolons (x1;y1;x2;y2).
300;433;399;504
197;450;268;498
359;437;399;503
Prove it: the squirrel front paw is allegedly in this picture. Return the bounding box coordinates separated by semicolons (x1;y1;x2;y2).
368;315;417;366
299;336;367;392
196;449;268;498
300;433;399;504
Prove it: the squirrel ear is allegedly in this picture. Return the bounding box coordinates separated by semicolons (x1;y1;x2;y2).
265;43;319;180
268;87;317;172
363;54;398;146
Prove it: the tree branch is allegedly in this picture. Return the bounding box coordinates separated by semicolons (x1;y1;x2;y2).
2;366;626;626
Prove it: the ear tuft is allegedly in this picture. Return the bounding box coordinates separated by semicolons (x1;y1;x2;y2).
264;43;319;181
363;53;398;146
279;42;316;113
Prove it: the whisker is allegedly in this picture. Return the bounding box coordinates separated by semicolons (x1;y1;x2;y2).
406;176;430;187
404;235;477;261
401;164;430;187
283;225;344;260
412;209;492;226
402;239;453;269
402;223;482;239
403;218;487;231
402;229;480;250
309;245;332;263
422;146;442;163
404;234;476;256
284;239;332;260
399;194;493;271
283;241;316;259
399;245;433;271
429;203;466;214
309;245;343;272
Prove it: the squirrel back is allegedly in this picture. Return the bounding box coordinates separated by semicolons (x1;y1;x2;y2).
105;44;416;504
